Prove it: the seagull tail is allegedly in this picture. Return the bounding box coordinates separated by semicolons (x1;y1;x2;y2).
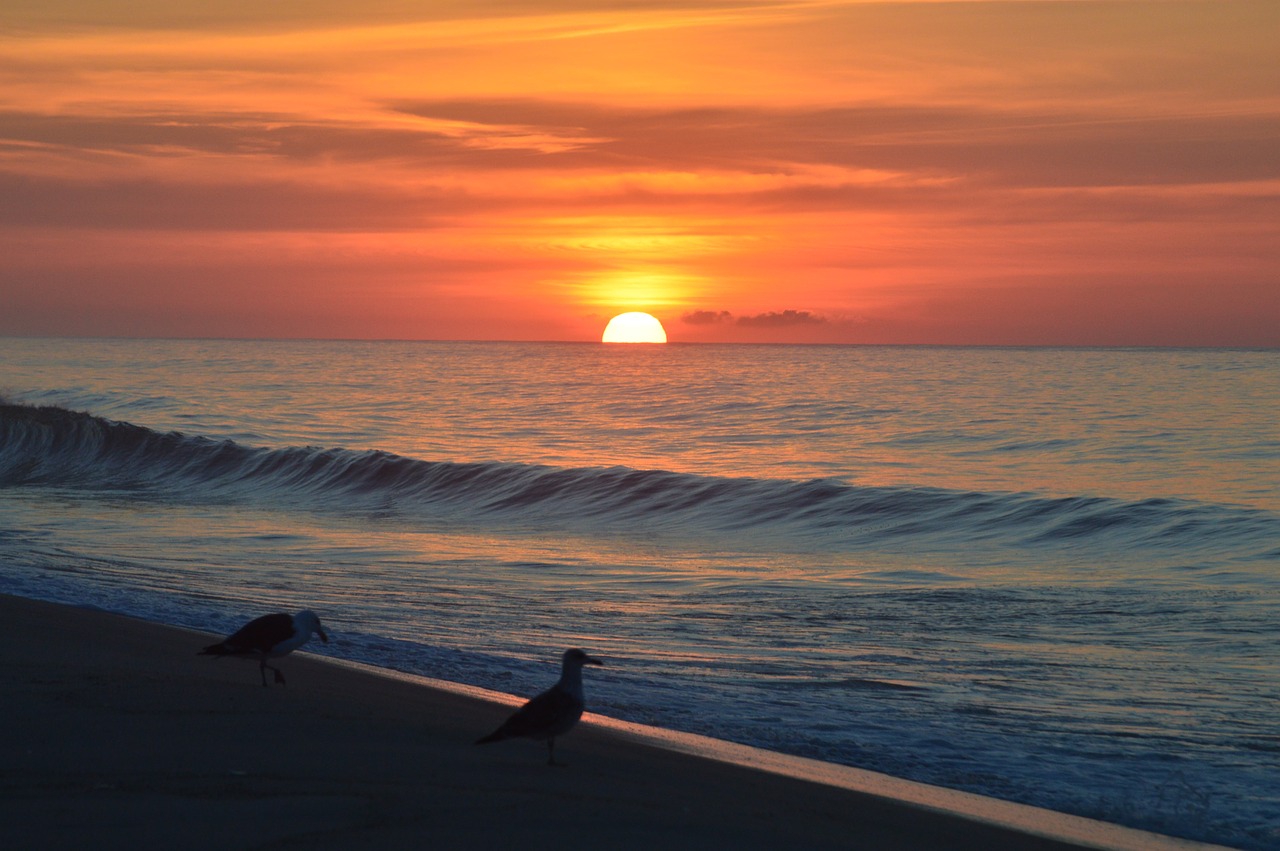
474;730;506;745
198;642;231;656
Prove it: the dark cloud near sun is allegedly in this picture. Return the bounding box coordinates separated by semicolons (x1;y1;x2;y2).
738;310;828;328
682;309;828;327
681;310;733;325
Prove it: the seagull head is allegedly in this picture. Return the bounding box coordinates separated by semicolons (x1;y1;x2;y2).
297;610;329;643
563;648;603;668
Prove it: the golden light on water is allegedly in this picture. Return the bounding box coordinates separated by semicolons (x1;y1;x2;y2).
602;312;668;343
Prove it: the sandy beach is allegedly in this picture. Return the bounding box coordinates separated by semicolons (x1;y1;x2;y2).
0;594;1228;851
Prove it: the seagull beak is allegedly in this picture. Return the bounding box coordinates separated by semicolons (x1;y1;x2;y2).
318;628;330;643
587;656;603;666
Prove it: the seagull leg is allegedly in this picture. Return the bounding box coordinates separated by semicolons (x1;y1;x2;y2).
546;738;566;767
270;665;286;685
259;660;269;687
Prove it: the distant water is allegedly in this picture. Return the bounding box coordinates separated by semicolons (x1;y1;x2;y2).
1;338;1276;849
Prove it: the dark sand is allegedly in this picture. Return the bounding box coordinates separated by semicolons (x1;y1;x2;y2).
0;594;1228;850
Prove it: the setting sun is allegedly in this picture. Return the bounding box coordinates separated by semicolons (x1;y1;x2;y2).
602;312;668;344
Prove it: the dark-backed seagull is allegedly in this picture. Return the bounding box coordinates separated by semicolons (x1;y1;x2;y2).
198;610;328;686
475;648;604;766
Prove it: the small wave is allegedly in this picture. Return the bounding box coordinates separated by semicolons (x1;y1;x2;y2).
770;677;927;692
2;401;1276;557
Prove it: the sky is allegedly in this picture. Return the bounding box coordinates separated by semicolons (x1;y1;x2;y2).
2;0;1277;345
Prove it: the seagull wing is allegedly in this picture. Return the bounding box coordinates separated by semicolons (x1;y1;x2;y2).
200;613;293;656
477;686;583;743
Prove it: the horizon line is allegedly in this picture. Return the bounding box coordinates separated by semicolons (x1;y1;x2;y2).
1;333;1275;351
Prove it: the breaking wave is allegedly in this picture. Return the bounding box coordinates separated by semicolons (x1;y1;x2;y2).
2;401;1275;558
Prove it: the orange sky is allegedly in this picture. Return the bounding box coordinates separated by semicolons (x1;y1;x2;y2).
2;0;1277;344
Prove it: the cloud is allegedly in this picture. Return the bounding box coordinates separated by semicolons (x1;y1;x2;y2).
681;309;733;325
682;309;830;328
395;99;1280;191
736;309;827;328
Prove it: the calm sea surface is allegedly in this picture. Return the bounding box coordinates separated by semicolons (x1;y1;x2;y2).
1;338;1277;849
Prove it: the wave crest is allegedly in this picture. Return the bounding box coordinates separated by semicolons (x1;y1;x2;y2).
2;402;1274;556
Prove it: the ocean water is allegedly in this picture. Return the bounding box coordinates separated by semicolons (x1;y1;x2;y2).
1;337;1276;849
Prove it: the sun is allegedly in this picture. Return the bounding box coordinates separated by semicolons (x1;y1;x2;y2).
602;312;668;343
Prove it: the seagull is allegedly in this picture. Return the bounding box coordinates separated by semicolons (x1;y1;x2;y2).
475;648;604;766
198;610;329;686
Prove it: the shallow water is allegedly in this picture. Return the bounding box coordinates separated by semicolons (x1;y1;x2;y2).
1;338;1277;849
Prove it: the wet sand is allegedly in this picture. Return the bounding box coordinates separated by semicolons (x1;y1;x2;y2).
0;594;1226;850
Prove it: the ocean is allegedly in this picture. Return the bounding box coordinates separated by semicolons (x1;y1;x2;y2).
1;337;1276;849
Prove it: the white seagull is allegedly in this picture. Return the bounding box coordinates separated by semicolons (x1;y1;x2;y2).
198;610;329;686
476;648;604;766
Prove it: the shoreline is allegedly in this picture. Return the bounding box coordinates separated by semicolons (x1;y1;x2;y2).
0;593;1231;850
